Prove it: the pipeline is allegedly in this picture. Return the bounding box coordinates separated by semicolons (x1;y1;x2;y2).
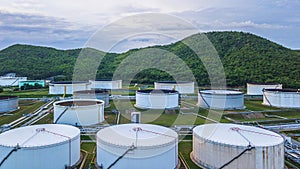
107;145;136;169
54;107;69;124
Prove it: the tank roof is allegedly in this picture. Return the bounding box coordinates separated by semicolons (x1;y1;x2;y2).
155;81;194;84
50;81;89;84
73;89;109;94
264;88;300;93
54;99;104;107
93;79;121;81
193;123;283;147
97;124;177;148
0;124;80;148
199;90;243;95
137;89;178;94
0;96;18;100
247;83;282;85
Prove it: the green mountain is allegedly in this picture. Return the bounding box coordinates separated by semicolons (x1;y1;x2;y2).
0;31;299;88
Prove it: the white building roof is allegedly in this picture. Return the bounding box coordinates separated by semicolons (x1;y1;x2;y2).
97;124;177;148
54;99;104;107
193;123;283;147
0;124;80;148
200;90;243;95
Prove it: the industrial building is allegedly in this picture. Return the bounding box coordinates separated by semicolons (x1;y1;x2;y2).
263;89;300;108
89;80;122;89
135;89;179;109
19;80;45;89
247;83;282;95
191;123;284;169
0;96;18;113
96;123;178;169
0;73;27;86
198;90;244;110
73;89;110;107
53;99;105;126
0;124;80;169
154;81;195;94
49;81;90;95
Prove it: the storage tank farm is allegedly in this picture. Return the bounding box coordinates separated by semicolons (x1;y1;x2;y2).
96;123;178;169
191;123;284;169
135;89;179;109
0;96;18;113
263;89;300;108
198;90;245;110
247;83;283;95
53;99;105;126
154;81;195;94
0;124;80;169
73;89;110;107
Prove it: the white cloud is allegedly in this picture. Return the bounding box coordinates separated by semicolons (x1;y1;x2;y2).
0;0;298;50
203;20;289;29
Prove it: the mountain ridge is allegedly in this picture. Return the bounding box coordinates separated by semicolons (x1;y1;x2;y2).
0;31;299;88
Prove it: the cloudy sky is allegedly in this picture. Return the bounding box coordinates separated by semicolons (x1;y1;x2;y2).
0;0;299;52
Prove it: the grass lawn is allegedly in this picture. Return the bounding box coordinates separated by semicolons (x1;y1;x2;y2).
179;141;202;169
244;100;279;111
34;112;54;124
0;88;70;98
0;100;45;126
81;142;97;169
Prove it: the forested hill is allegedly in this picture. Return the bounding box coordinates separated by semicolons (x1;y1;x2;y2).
0;31;299;88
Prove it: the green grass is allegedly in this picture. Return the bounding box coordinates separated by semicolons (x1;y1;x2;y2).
244;100;279;111
0;88;71;98
270;110;300;119
179;141;202;169
34;112;54;124
81;142;97;169
103;112;117;124
0;100;45;126
81;142;96;152
81;135;96;141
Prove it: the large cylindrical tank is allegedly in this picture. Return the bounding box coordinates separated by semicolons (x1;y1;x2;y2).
135;89;179;109
73;89;110;107
96;123;178;169
263;89;300;108
247;83;282;95
89;80;122;89
49;81;90;95
154;81;195;94
0;96;18;113
0;75;27;86
192;123;284;169
0;124;80;169
198;90;244;110
53;99;105;126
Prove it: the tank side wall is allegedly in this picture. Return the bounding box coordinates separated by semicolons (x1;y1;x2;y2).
0;135;80;169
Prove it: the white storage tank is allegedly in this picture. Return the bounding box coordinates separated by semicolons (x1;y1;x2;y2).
192;123;284;169
0;73;27;86
0;96;18;113
0;124;80;169
53;99;105;126
96;123;178;169
89;80;122;89
154;81;195;94
263;89;300;108
198;90;244;110
73;89;110;107
135;89;179;109
49;81;90;95
247;83;282;95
